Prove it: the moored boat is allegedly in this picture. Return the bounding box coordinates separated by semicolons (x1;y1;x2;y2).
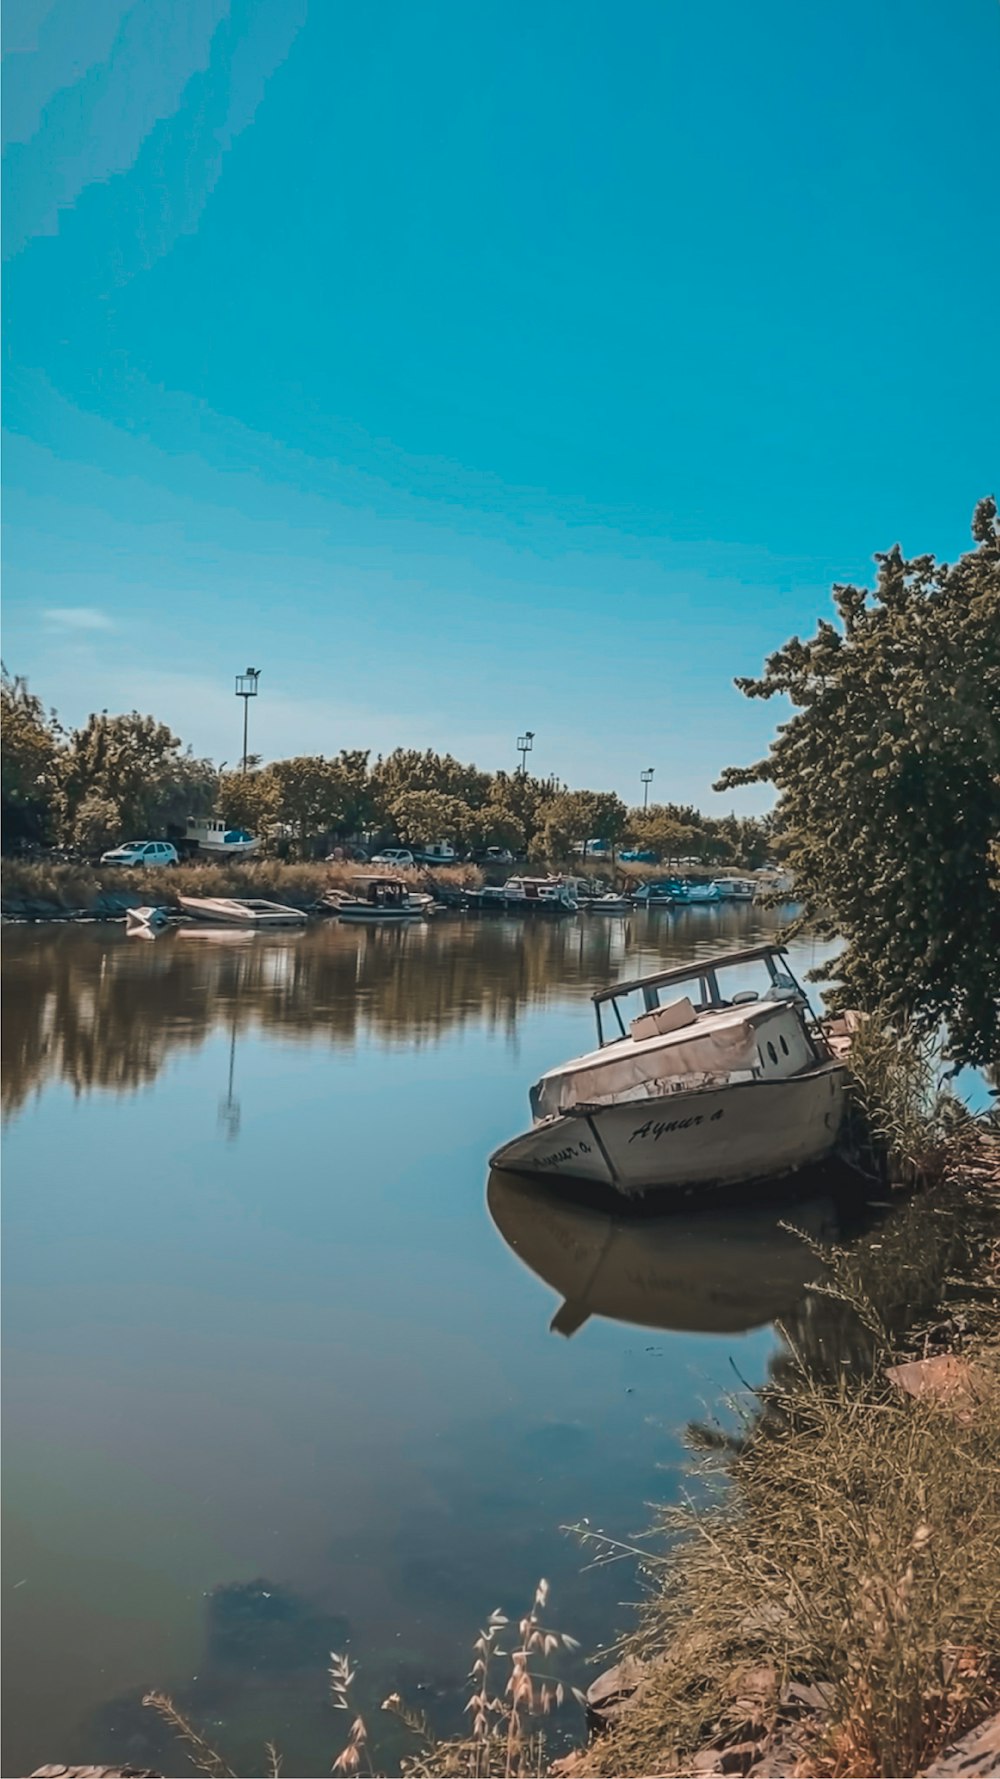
184;817;259;860
683;880;722;904
710;876;756;902
581;893;632;914
178;895;307;927
126;904;170;933
631;879;684;907
489;944;850;1197
335;876;434;922
502;876;578;913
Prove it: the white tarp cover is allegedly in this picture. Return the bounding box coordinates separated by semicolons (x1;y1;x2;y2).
533;1003;780;1118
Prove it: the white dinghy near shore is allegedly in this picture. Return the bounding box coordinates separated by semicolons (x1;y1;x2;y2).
490;944;851;1198
177;895;307;928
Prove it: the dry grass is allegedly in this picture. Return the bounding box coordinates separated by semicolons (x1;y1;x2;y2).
144;1579;584;1779
1;857;483;913
570;1133;1000;1779
842;1013;974;1186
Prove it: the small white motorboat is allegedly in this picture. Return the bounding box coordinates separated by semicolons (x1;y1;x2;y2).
177;896;307;928
126;905;170;933
185;817;260;860
582;893;632;914
490;944;850;1198
336;876;434;923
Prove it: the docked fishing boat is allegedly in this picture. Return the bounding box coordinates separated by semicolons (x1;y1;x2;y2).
335;876;434;922
683;880;722;904
184;817;259;860
503;876;578;913
178;895;307;927
489;944;849;1197
631;879;684;907
710;877;756;902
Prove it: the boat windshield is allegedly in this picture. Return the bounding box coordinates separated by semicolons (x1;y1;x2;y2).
592;945;811;1046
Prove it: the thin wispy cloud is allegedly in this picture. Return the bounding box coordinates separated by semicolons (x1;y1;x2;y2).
43;607;115;632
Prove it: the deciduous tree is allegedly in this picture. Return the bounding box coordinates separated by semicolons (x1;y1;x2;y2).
716;498;1000;1067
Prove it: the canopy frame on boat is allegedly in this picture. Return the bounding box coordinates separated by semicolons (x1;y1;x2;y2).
592;944;813;1047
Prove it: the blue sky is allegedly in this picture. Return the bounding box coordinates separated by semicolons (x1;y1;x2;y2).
3;0;998;810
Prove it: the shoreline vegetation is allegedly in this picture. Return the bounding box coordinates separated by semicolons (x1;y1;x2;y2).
0;856;485;919
0;855;757;921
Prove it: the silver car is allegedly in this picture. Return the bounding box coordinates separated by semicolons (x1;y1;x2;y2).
100;840;180;867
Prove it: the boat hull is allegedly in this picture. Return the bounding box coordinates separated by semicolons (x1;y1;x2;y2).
489;1064;846;1197
177;896;306;927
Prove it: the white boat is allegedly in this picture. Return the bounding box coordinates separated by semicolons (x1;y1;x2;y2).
710;877;756;902
126;905;170;932
488;1170;844;1337
683;881;721;904
336;876;434;922
490;944;849;1198
502;876;578;912
185;817;259;860
582;893;632;914
178;895;306;928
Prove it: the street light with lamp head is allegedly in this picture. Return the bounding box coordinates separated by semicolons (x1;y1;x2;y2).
640;766;654;810
235;669;261;773
517;730;535;775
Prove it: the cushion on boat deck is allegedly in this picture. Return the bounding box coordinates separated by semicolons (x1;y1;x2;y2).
630;996;697;1042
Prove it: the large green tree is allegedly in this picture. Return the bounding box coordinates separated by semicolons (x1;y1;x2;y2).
0;670;62;845
716;498;1000;1067
538;789;628;862
60;711;215;844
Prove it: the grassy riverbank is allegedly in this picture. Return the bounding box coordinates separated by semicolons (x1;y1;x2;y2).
570;1124;1000;1779
0;857;483;916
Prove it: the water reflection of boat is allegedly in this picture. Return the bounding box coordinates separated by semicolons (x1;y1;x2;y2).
487;1168;842;1337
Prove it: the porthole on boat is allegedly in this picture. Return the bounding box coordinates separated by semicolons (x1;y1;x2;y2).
779;1034;789;1055
767;1041;778;1064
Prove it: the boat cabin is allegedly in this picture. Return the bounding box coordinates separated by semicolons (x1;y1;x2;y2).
354;875;411;907
185;817;257;850
525;946;825;1124
592;944;811;1045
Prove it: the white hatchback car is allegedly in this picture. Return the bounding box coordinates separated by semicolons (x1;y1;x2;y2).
100;840;180;867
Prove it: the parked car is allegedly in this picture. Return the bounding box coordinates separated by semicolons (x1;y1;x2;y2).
620;847;658;863
480;846;513;865
100;840;180;867
369;848;415;869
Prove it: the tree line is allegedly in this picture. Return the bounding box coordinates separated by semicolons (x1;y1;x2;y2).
0;683;777;869
4;496;996;1062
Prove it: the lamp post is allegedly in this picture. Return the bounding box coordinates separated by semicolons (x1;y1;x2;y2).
517;730;535;776
235;669;260;774
641;766;654;810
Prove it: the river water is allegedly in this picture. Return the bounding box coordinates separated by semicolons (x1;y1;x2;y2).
4;906;863;1775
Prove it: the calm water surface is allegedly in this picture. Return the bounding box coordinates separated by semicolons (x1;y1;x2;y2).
5;907;858;1775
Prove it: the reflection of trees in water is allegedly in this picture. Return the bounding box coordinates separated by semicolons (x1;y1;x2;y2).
2;906;782;1112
